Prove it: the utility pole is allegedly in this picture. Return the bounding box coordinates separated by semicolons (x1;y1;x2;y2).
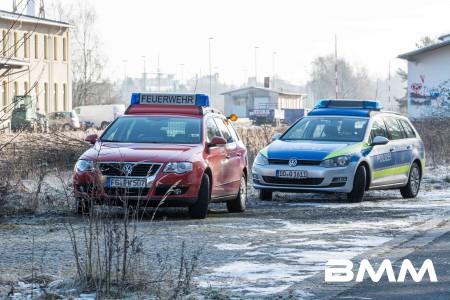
209;37;213;96
255;46;259;86
335;34;338;99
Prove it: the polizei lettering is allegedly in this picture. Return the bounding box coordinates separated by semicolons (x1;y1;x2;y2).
140;93;195;105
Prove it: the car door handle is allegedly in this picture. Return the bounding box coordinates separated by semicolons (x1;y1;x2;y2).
390;147;396;152
237;153;241;157
407;145;412;150
225;154;231;159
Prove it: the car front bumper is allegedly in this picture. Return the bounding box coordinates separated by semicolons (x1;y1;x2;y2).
73;167;202;207
251;162;358;193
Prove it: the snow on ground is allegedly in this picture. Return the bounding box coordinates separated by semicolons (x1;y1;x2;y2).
196;166;450;298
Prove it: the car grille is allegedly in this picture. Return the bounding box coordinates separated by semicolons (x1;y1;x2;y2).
268;159;321;166
262;176;324;185
104;188;150;197
98;163;161;177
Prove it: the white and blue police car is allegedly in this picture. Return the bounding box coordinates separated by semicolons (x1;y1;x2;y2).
252;99;425;202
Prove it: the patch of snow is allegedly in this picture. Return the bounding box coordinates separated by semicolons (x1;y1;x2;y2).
213;243;257;251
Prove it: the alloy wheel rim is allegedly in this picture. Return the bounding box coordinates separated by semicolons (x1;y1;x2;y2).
240;177;247;206
410;167;420;194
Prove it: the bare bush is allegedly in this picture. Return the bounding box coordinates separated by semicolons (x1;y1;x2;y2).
236;125;288;169
0;132;89;215
412;117;450;166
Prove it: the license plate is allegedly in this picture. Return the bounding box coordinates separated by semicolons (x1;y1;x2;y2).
107;178;147;188
277;170;308;178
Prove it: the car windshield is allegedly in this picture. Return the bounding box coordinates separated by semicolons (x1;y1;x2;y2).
101;116;202;144
281;116;368;142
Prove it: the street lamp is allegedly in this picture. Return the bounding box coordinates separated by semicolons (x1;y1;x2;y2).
141;55;146;92
254;46;259;86
244;69;248;86
122;59;127;100
180;63;184;90
209;37;213;96
272;51;276;89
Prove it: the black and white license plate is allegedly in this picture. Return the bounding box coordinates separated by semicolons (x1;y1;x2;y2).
276;170;308;178
107;178;147;188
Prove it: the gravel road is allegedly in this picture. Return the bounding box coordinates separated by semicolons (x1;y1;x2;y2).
0;166;449;299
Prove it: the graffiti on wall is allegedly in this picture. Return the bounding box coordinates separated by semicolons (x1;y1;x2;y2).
410;75;450;118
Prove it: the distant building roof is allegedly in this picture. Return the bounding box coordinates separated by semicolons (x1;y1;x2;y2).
397;36;450;61
0;9;75;28
221;86;306;97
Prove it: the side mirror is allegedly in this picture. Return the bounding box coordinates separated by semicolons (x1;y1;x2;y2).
371;136;389;146
208;136;227;147
272;133;282;141
85;134;98;145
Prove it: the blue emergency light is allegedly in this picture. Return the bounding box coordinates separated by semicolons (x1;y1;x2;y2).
314;99;383;110
130;93;210;106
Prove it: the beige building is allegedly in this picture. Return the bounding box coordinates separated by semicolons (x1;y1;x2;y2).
0;8;74;121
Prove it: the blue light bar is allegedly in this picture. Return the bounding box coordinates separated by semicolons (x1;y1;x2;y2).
363;100;384;110
314;99;383;110
315;99;331;108
130;93;210;106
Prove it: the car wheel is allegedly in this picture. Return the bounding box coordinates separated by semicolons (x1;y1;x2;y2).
227;174;247;213
347;165;366;203
400;163;421;198
76;197;91;215
259;189;273;201
189;174;210;219
63;124;72;131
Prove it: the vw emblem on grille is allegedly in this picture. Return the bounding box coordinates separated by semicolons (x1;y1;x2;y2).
288;158;298;167
122;164;133;175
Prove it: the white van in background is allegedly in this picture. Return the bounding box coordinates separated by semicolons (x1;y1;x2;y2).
73;104;126;129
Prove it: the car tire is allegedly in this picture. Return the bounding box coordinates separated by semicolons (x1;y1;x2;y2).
227;174;247;213
189;174;210;219
76;197;91;215
63;124;72;132
400;163;421;198
259;189;273;201
347;165;366;203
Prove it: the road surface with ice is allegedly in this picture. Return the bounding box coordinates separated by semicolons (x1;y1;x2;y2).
0;166;449;299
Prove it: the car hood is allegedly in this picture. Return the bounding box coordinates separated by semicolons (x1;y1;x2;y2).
80;142;203;163
263;140;365;161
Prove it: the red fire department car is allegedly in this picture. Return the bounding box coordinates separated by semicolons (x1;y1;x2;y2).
73;93;248;219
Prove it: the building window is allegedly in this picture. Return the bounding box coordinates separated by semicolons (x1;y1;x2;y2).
53;36;58;61
62;37;67;61
44;82;49;113
44;35;48;60
13;81;18;96
2;30;6;56
35;82;39;110
24;81;29;95
54;83;58;111
34;34;39;59
13;32;18;57
63;83;67;110
2;81;7;112
23;33;29;58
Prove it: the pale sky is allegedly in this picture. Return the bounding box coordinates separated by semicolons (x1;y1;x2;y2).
2;0;450;86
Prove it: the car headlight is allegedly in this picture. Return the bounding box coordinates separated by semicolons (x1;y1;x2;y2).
320;155;351;168
254;153;269;166
75;159;95;172
163;162;193;174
